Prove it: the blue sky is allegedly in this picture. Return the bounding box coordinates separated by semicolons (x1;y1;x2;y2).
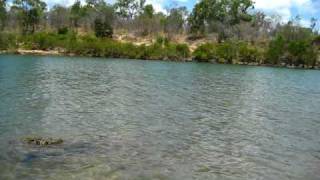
12;0;320;27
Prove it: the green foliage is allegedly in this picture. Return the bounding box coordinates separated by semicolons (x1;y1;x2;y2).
237;43;262;63
276;21;314;42
193;41;262;63
175;44;190;59
114;0;145;19
266;22;318;66
188;0;254;34
11;32;188;60
0;32;17;50
193;43;216;62
20;32;61;50
266;36;285;64
136;4;157;36
215;42;238;63
164;7;187;34
0;0;6;30
70;0;86;28
58;27;69;35
12;0;47;34
143;4;154;18
155;36;169;47
287;40;317;66
313;36;320;50
94;18;113;38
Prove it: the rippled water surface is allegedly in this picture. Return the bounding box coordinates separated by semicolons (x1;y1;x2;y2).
1;55;320;180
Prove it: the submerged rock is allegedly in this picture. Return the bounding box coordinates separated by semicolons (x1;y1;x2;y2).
196;165;211;173
23;137;63;146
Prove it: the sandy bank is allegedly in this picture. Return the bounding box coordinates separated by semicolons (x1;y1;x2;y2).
16;49;63;56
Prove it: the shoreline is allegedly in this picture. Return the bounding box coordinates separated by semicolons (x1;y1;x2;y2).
1;49;319;70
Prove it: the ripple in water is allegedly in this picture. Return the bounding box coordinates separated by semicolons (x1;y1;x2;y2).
0;55;320;179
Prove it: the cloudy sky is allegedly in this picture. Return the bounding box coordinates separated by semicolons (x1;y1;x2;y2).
34;0;320;26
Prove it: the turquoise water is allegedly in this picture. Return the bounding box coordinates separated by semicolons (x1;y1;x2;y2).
0;55;320;180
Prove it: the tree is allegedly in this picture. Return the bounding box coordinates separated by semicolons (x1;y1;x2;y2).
86;0;104;8
48;5;70;31
188;0;254;39
83;0;115;30
276;19;314;42
266;36;285;64
70;0;85;28
310;17;317;33
12;0;46;34
114;0;145;19
165;7;188;35
94;18;113;38
0;0;6;30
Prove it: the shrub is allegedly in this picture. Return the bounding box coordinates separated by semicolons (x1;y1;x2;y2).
288;40;317;66
0;32;17;50
266;35;317;66
155;36;169;47
94;18;113;38
193;43;216;62
58;27;69;35
266;36;285;64
238;43;261;63
175;43;190;60
215;42;237;63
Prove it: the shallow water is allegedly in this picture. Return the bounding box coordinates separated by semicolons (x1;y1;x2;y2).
0;55;320;180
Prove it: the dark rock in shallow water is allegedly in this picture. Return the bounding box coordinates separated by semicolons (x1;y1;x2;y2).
23;137;63;146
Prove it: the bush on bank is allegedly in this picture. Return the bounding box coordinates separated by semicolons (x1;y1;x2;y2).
193;39;318;67
193;42;264;64
0;31;319;68
11;32;191;61
266;35;318;67
0;32;18;50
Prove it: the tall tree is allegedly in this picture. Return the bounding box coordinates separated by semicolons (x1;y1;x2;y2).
12;0;46;34
188;0;253;38
94;17;113;38
83;0;115;30
165;7;188;35
0;0;6;30
310;17;318;33
114;0;145;19
70;0;85;28
48;5;69;31
137;4;154;35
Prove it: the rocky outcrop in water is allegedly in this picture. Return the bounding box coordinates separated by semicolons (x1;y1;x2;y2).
23;137;63;146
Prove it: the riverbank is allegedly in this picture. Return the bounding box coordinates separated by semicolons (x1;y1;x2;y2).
1;49;319;70
1;32;319;69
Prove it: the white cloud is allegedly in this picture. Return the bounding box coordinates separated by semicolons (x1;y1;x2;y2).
145;0;166;13
254;0;317;22
44;0;167;13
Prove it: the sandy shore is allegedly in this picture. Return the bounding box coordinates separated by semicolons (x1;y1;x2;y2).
16;49;63;56
0;49;64;56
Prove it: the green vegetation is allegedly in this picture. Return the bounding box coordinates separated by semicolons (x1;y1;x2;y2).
1;32;190;61
94;18;113;38
193;42;262;64
0;0;319;68
265;23;318;67
189;0;253;38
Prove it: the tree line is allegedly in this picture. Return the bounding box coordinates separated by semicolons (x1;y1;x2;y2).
0;0;319;67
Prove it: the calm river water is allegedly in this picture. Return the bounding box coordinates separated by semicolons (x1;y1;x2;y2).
0;55;320;180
